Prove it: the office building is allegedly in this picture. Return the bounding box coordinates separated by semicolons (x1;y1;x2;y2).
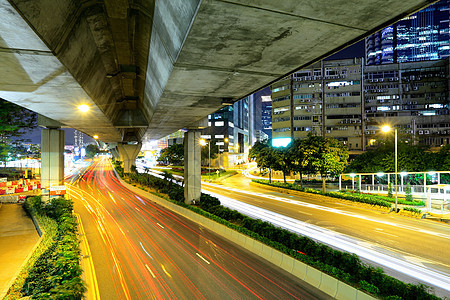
366;0;450;65
271;58;450;150
202;97;250;166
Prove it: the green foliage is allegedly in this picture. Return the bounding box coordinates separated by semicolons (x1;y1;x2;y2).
405;183;413;202
0;98;37;165
112;159;124;177
346;142;450;173
157;144;185;165
200;139;219;163
21;196;85;299
388;182;393;198
250;135;348;190
85;144;99;159
359;280;380;295
403;206;421;214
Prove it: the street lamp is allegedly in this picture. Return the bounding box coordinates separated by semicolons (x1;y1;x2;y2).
200;139;211;181
382;125;398;212
77;104;90;112
220;137;229;168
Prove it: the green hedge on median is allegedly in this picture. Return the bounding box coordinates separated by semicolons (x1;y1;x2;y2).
253;179;425;207
21;196;86;300
120;170;438;299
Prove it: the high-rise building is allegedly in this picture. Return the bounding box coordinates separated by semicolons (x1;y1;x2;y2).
203;97;250;160
271;58;450;150
366;0;450;65
74;130;84;149
248;87;272;144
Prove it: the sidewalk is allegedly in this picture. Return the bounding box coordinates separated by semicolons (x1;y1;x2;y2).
0;203;40;298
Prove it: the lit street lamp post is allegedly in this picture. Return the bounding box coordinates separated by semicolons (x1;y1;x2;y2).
382;125;398;212
200;139;211;181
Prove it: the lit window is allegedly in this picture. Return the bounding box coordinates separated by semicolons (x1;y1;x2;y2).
215;121;224;126
215;135;224;138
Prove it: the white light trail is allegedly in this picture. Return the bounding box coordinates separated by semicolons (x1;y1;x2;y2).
203;189;450;292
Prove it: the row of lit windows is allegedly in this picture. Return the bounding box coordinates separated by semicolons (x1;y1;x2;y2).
273;117;290;122
326;92;361;97
273;96;290;103
326;103;360;108
273;127;290;132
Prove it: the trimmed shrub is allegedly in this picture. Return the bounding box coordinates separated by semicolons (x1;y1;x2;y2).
21;196;85;299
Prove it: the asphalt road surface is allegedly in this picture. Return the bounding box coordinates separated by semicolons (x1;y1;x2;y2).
202;173;450;297
66;158;328;300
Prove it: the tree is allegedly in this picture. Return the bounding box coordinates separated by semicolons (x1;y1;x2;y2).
289;139;315;188
307;135;348;193
85;144;99;158
255;147;278;183
0;98;37;167
201;139;219;165
249;140;270;173
272;146;294;184
157;144;184;165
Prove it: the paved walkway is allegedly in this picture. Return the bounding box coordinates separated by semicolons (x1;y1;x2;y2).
0;203;39;297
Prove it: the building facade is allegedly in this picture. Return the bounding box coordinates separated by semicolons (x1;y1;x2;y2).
271;58;450;150
366;0;450;65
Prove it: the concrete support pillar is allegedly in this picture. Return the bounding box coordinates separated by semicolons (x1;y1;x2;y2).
116;143;142;173
110;147;120;160
41;128;65;189
184;130;201;204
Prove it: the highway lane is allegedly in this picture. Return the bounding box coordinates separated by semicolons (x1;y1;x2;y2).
201;173;450;296
66;158;327;299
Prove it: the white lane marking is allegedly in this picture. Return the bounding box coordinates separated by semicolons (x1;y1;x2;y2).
374;231;398;238
157;223;164;229
298;211;312;215
145;264;156;278
140;242;154;260
135;195;146;205
196;253;210;265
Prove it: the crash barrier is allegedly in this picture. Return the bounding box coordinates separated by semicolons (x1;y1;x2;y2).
0;179;41;195
0;195;20;203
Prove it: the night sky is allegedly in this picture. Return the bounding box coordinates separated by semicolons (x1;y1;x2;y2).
24;126;93;145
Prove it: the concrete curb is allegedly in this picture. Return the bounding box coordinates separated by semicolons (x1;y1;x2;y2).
75;213;100;300
118;177;375;300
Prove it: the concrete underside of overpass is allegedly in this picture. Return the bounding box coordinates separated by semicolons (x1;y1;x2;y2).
0;0;437;143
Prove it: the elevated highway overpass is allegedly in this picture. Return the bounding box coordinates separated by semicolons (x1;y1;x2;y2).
0;0;437;200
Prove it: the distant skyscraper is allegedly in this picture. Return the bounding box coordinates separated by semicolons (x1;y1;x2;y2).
74;130;84;149
366;0;450;65
261;95;273;140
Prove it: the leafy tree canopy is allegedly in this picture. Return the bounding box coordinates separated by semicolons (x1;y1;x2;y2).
158;143;184;165
0;98;37;164
85;144;99;159
345;143;447;173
